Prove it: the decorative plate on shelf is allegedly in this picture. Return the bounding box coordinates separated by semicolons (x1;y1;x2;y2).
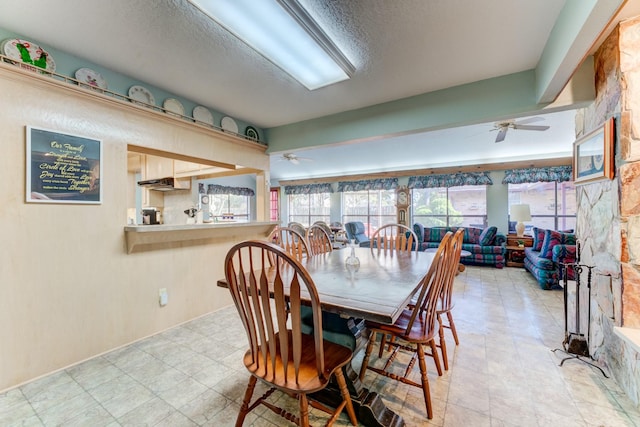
245;126;259;141
128;85;155;106
193;105;214;126
75;68;107;90
2;38;56;72
163;98;185;117
221;116;239;134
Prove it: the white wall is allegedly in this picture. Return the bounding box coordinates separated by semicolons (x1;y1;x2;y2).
0;66;270;391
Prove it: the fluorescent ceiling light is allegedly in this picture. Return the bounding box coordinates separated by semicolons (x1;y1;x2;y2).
188;0;355;90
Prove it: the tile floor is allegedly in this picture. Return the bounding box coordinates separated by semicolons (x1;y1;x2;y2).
2;266;640;426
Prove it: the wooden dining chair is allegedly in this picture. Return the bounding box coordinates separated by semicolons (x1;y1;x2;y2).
312;221;335;241
269;226;309;261
287;221;307;238
358;232;454;419
370;223;418;253
436;228;464;371
225;240;357;427
306;223;334;255
370;223;419;355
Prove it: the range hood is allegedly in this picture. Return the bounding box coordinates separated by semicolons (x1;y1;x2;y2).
137;177;189;191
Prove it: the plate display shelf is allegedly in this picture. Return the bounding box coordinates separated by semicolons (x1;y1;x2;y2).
0;52;264;146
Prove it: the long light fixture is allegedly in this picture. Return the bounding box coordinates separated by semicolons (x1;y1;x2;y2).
188;0;355;90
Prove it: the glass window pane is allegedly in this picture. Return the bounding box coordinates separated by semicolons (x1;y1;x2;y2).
508;181;576;232
288;192;330;226
342;190;396;236
412;187;486;228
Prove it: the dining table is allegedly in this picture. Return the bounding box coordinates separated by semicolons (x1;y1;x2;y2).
217;246;436;427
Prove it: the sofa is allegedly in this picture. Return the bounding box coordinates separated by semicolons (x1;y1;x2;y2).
413;224;507;268
524;227;577;290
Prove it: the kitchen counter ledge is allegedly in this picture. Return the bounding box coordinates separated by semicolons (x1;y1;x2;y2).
124;221;278;253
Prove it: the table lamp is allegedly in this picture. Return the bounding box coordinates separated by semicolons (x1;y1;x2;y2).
510;204;531;237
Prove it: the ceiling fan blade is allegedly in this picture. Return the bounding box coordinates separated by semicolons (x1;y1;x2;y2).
512;124;550;131
513;116;544;125
495;127;508;142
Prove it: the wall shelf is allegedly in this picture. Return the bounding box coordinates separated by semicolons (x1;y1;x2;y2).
0;54;266;146
124;221;278;253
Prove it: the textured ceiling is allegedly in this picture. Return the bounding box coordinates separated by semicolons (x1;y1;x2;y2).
1;0;638;181
0;0;566;128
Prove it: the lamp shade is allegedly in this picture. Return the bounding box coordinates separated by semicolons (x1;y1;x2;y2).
510;204;531;221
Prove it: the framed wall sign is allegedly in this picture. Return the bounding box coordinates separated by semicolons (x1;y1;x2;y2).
573;117;615;185
26;126;102;203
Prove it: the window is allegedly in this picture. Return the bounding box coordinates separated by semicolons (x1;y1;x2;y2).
211;194;250;221
342;190;396;235
508;181;576;232
288;192;330;226
270;188;279;221
412;185;487;228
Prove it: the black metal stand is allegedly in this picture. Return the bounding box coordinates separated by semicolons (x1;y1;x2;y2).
551;261;609;377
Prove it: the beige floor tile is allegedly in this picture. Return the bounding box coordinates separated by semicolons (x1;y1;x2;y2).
3;266;640;426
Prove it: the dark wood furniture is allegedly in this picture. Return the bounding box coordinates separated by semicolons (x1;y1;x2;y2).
505;234;533;267
224;241;357;427
218;246;436;427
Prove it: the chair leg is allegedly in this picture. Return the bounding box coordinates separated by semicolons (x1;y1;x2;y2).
438;315;449;371
359;331;377;381
430;338;442;377
236;376;257;427
299;393;310;427
334;369;358;426
378;334;387;358
447;311;460;345
416;343;433;419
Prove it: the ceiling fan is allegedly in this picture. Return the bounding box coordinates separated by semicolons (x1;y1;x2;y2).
493;117;550;142
280;153;312;165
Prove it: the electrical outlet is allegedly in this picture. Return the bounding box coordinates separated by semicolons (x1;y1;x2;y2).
159;288;168;306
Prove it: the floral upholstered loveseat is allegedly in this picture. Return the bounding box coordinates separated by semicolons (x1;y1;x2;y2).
524;227;577;290
413;224;507;268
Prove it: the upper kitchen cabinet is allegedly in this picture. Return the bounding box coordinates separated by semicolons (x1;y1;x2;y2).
146;155;174;180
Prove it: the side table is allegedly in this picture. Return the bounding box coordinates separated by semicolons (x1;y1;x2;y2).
505;246;527;267
505;234;533;267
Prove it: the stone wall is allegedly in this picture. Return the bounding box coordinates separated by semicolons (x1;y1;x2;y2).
577;16;640;406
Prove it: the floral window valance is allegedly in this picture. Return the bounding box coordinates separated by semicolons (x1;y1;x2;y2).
501;166;572;184
284;183;334;195
337;178;398;192
408;172;493;188
204;184;255;196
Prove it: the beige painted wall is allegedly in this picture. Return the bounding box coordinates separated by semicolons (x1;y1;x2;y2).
0;65;270;391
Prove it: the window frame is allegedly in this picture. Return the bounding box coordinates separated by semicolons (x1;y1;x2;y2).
287;192;331;226
341;189;397;235
210;193;251;221
507;181;576;232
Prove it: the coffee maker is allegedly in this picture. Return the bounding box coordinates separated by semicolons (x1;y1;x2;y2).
141;208;160;225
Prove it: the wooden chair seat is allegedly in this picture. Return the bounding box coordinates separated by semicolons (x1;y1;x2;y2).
366;308;440;344
243;331;353;392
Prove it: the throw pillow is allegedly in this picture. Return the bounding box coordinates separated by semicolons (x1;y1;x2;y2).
479;226;497;246
532;227;546;251
413;223;425;243
540;229;577;259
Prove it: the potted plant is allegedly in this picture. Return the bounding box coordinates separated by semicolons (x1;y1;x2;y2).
517;240;525;248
